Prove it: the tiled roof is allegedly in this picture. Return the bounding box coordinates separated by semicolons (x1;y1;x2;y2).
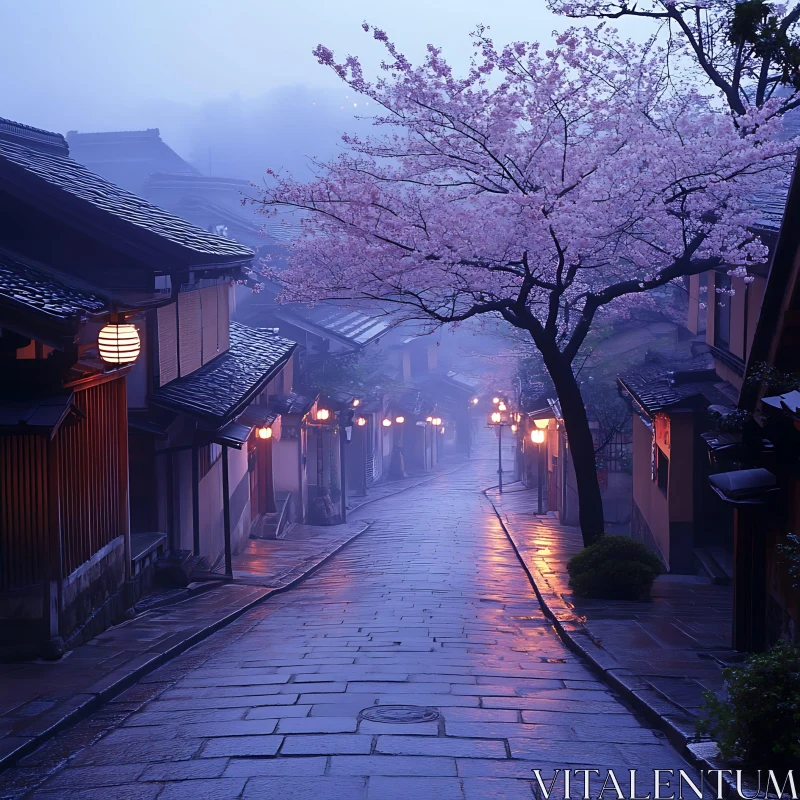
0;137;254;262
269;392;317;417
150;322;296;424
0;117;68;155
0;393;76;434
275;304;395;347
67;129;199;177
618;360;737;416
0;248;108;321
752;99;800;231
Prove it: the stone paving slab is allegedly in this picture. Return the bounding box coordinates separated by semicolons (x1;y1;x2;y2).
486;482;733;754
0;435;705;799
0;519;371;772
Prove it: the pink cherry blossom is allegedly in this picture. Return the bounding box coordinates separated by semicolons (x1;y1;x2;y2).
248;25;797;544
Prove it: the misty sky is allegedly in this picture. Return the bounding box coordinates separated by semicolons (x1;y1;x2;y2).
1;1;644;180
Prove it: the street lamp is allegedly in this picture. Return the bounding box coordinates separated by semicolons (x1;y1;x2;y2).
531;428;546;514
488;411;510;493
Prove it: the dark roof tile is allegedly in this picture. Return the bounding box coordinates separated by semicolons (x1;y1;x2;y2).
269;392;317;417
618;358;736;415
150;322;295;423
0;248;108;321
0;137;253;261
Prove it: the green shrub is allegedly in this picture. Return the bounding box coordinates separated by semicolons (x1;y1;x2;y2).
567;535;662;600
697;640;800;768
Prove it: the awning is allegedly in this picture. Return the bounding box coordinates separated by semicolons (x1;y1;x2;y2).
708;468;778;505
237;405;277;429
213;421;253;449
150;321;296;425
0;392;78;438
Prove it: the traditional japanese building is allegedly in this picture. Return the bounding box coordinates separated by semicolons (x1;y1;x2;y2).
66;128;269;251
0;117;296;657
617;107;800;579
710;154;800;649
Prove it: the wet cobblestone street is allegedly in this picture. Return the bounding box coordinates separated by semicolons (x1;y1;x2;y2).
0;439;699;800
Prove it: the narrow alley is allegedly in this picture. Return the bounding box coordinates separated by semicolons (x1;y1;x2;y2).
0;436;699;800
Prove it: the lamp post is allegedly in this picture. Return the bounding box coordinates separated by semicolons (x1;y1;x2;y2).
489;410;507;493
389;414;406;478
356;415;368;496
531;424;547;515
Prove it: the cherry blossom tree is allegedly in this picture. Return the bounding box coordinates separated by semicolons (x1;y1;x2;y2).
548;0;800;116
251;26;795;544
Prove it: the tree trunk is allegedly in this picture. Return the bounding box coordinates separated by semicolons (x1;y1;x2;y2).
541;347;605;547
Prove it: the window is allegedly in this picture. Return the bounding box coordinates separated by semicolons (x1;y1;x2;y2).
656;447;669;495
199;442;222;479
714;272;731;350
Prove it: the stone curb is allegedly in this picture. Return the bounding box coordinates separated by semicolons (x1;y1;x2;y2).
0;520;373;773
483;487;716;771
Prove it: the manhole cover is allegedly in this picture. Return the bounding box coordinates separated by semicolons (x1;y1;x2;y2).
359;705;440;724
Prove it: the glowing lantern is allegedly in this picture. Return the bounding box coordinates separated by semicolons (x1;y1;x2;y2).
257;426;272;440
511;424;518;433
98;323;140;365
382;418;392;427
492;397;500;404
432;417;442;426
395;416;405;424
440;427;445;434
356;416;367;427
426;416;433;422
498;402;507;412
472;397;479;405
490;412;501;424
353;398;360;407
534;418;549;430
316;408;330;421
531;429;545;444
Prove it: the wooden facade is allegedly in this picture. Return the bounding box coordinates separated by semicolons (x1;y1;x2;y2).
0;373;129;651
0;114;256;657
